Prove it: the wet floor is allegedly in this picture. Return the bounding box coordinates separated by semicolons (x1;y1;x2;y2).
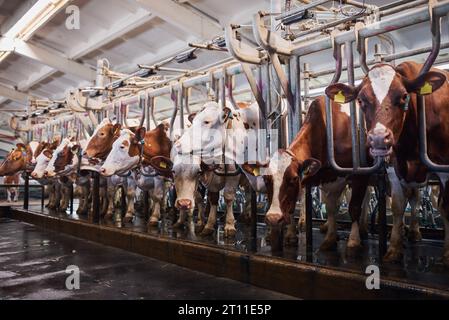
14;203;449;293
0;218;296;300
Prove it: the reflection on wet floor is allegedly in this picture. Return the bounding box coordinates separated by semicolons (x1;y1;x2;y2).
0;218;295;300
18;202;449;292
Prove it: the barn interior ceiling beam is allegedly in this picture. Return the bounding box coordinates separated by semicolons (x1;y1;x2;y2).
0;39;97;80
0;0;71;64
0;8;157;108
0;83;31;104
137;0;223;39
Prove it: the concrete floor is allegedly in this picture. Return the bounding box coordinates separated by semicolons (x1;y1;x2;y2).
0;218;296;300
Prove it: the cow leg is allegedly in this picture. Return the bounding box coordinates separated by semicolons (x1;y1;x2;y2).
320;179;346;251
148;177;165;227
194;190;205;233
297;189;306;233
407;187;423;242
124;183;136;223
435;174;449;267
347;177;369;250
223;187;237;238
59;183;71;212
384;169;408;262
6;188;11;202
285;222;298;247
359;186;372;240
53;182;62;210
201;191;219;236
105;184;115;220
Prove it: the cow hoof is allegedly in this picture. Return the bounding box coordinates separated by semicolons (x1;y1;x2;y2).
319;236;338;251
383;248;403;263
200;227;215;237
123;215;134;223
319;223;328;234
148;219;159;228
407;230;422;243
284;234;298;247
195;223;205;233
224;227;237;238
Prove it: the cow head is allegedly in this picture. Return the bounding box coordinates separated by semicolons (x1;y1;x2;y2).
84;118;121;160
326;63;446;157
0;143;31;176
100;128;145;177
45;138;75;178
242;150;320;225
31;148;54;179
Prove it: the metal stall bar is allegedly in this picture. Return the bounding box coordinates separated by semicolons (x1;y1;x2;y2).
253;1;449;57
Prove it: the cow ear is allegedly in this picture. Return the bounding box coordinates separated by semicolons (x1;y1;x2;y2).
188;113;197;124
135;127;146;141
325;83;359;104
300;158;321;183
71;144;80;154
404;71;446;96
221;107;232;123
112;124;121;136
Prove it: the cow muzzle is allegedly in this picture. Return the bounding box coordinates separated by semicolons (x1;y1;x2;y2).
176;199;192;210
368;123;393;157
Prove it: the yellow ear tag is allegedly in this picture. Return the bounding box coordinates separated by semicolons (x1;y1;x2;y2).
253;167;260;176
420;81;433;95
334;91;346;104
159;162;167;169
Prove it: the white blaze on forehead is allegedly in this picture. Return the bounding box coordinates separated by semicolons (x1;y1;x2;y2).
29;141;39;159
368;65;396;104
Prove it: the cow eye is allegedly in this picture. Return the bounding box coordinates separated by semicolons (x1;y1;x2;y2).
120;145;125;149
203;120;210;125
100;132;105;136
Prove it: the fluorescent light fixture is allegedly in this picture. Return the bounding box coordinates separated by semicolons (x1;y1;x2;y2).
0;0;70;64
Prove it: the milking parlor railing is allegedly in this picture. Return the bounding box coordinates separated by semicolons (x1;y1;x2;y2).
227;0;449;258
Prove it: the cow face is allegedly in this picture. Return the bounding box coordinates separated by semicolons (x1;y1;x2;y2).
326;64;446;157
172;153;202;211
31;149;53;179
243;150;320;226
45;139;73;178
84;119;121;160
53;141;81;175
100;129;143;177
175;102;231;160
0;143;31;176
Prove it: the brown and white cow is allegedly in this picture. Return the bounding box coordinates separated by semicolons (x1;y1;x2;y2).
326;61;449;264
98;123;172;224
243;96;370;250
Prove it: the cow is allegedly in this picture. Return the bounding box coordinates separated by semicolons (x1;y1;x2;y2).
31;140;64;210
172;101;266;237
325;61;449;265
4;174;20;202
242;96;371;251
99;123;172;224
